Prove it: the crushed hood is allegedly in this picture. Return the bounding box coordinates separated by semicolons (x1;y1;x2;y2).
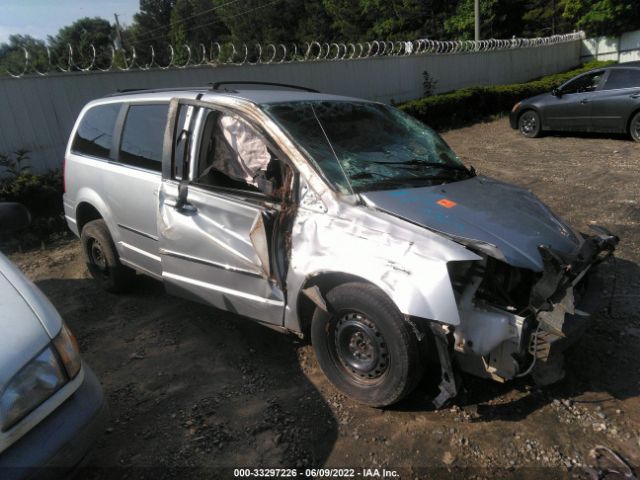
361;176;582;271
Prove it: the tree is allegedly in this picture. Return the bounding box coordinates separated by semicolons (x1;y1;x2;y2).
444;0;530;40
0;35;49;76
321;0;457;41
169;0;230;49
48;18;115;70
561;0;640;36
522;0;572;36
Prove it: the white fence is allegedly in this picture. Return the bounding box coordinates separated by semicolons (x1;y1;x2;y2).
581;29;640;63
0;34;582;173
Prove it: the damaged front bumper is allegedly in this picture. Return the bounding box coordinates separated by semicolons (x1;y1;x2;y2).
527;225;619;384
434;226;619;407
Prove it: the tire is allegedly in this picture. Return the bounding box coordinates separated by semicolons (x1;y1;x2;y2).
518;110;542;138
80;219;135;293
629;111;640;142
311;282;423;407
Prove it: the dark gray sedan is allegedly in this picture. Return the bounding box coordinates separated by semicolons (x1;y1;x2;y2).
510;62;640;141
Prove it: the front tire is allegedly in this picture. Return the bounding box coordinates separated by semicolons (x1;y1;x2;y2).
518;110;542;138
311;282;423;407
629;111;640;142
81;219;135;293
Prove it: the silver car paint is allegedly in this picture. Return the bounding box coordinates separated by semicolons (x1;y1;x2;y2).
63;89;592;386
65;91;481;332
0;252;85;454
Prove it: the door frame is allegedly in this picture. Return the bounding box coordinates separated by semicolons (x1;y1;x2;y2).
158;97;299;324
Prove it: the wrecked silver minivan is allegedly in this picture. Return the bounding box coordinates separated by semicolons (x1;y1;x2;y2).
63;83;618;407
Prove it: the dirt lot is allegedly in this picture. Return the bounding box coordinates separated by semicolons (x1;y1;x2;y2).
9;118;640;479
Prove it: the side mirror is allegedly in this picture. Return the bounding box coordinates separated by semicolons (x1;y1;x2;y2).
0;202;31;234
552;88;562;97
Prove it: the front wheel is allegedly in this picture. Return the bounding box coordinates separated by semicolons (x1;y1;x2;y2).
518;110;542;138
629;111;640;142
311;282;423;407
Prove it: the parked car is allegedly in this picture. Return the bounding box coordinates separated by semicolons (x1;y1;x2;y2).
63;83;618;407
0;203;107;479
511;62;640;140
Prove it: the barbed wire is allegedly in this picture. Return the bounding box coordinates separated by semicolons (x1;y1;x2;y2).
3;32;585;78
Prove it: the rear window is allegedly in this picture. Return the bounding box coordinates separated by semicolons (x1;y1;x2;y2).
71;103;121;159
604;69;640;90
119;104;169;172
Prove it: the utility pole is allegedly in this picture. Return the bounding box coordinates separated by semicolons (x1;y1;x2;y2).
474;0;480;41
114;13;124;51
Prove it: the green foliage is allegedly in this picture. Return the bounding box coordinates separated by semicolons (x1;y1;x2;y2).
47;17;115;70
0;35;50;76
0;150;65;241
0;150;31;178
561;0;640;36
400;60;614;130
1;0;638;75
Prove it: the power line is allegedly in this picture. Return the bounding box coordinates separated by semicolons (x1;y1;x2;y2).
132;0;243;43
134;0;283;46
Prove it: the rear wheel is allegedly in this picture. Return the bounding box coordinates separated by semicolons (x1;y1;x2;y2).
629;111;640;142
518;110;542;138
81;219;135;293
311;282;423;407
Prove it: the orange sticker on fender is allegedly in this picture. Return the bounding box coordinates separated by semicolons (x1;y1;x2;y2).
437;198;457;208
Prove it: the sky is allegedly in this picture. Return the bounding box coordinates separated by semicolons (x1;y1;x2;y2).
0;0;140;44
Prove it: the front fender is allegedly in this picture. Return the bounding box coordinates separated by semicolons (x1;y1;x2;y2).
285;207;481;330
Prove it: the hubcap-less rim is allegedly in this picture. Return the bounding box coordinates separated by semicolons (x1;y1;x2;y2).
633;118;640;140
89;239;109;278
520;112;537;135
334;312;388;383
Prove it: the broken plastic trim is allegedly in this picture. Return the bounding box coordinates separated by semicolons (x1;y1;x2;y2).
530;225;619;312
430;322;458;409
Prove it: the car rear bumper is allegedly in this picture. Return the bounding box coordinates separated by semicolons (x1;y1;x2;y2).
0;364;108;480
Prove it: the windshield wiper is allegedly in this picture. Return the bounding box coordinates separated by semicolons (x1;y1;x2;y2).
373;159;470;173
350;171;424;190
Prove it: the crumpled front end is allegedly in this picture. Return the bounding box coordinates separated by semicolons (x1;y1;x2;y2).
449;225;619;391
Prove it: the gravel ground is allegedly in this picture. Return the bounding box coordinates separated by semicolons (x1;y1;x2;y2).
8;117;640;479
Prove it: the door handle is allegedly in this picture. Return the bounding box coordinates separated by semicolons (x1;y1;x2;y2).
630;93;640;99
580;98;590;104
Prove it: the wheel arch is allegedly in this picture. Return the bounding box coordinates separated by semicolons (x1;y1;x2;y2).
517;106;542;125
626;107;640;136
76;202;103;234
296;271;387;338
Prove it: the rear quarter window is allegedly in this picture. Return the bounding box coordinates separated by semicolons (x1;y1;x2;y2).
604;69;640;90
71;103;121;159
119;104;169;172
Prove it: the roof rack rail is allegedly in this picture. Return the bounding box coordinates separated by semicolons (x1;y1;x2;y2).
104;86;209;98
209;81;319;93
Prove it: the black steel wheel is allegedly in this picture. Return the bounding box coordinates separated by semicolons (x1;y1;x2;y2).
518;110;542;138
629;111;640;142
311;282;423;407
81;219;135;293
334;312;389;384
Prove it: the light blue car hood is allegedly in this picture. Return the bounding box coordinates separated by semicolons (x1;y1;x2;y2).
362;176;582;272
0;253;62;388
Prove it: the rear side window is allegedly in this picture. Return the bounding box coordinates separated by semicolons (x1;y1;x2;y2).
603;69;640;90
119;104;169;172
72;103;121;159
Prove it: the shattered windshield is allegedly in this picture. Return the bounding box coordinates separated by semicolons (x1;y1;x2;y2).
262;101;470;194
